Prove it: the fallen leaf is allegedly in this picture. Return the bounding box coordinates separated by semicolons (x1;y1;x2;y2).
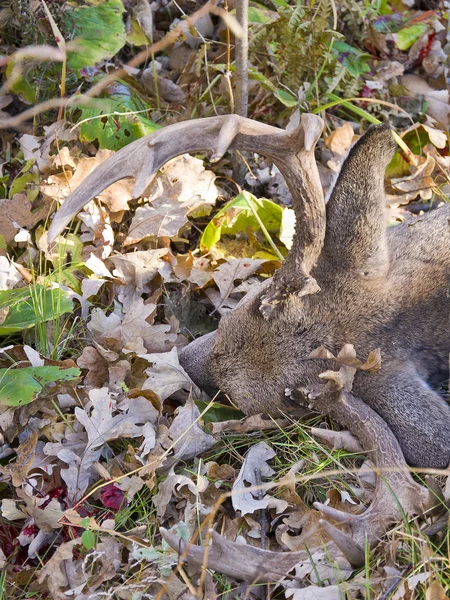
232;442;288;516
285;583;359;599
44;389;157;500
401;75;449;129
124;155;217;245
168;396;215;460
324;123;356;155
88;297;182;354
41;149;134;213
141;347;196;401
311;428;363;453
153;468;203;518
211;414;290;434
426;581;450;600
110;249;169;290
0;194;51;244
100;483;126;510
212;258;268;301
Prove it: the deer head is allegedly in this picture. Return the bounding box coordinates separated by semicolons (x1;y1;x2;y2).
48;113;450;469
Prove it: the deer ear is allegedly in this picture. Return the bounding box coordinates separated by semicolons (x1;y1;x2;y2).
319;124;397;274
179;330;218;396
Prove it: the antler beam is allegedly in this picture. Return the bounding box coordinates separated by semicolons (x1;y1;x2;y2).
47;114;325;311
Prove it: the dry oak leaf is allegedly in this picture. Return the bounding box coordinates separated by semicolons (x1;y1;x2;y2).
141;346;196;401
123;154;218;246
153;467;207;519
88;297;181;354
212;258;268;301
324;122;356;156
401;75;449;129
390;153;436;201
211;414;290;434
44;388;158;501
426;581;450;600
77;346;109;388
37;537;121;600
310;427;363;453
232;441;288;516
14;490;64;532
41;149;134;213
292;548;353;584
37;539;84;600
285;583;360;599
168;395;215;460
0;255;22;290
110;249;169;290
141;70;186;103
6;430;39;487
0;194;51;244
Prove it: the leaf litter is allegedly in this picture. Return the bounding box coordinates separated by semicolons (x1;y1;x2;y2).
1;0;450;597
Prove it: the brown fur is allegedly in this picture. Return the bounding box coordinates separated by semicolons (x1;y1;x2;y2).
180;125;450;468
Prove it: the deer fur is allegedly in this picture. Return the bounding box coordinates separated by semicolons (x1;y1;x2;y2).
180;125;450;469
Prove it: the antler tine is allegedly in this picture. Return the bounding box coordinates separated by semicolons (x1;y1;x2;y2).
303;382;434;550
160;527;308;583
47;115;325;301
317;519;365;567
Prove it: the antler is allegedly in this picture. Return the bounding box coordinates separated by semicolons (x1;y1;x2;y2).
161;369;434;584
47;114;325;312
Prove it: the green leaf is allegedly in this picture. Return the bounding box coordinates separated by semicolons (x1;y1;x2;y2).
195;400;244;424
395;22;428;51
385;127;429;178
247;5;271;23
9;160;40;201
81;530;96;550
77;80;160;150
0;286;73;335
274;88;298;108
0;366;80;407
332;41;371;78
200;192;283;251
247;67;297;107
5;61;36;103
66;0;126;70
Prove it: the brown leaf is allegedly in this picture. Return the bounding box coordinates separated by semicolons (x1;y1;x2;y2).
124;155;217;245
309;345;335;359
360;348;382;373
426;581;450;600
41;149;134;213
324;123;356;156
232;442;288;516
142;347;195;401
401;75;449;129
110;249;169;289
77;346;109;388
212;258;268;301
168;396;215;460
7;431;39;487
141;71;186;103
0;194;51;244
311;427;363;453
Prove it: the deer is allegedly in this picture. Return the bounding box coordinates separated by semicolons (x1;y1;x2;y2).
47;113;449;582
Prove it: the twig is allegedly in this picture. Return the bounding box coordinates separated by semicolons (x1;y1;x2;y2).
0;0;239;130
233;0;249;184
